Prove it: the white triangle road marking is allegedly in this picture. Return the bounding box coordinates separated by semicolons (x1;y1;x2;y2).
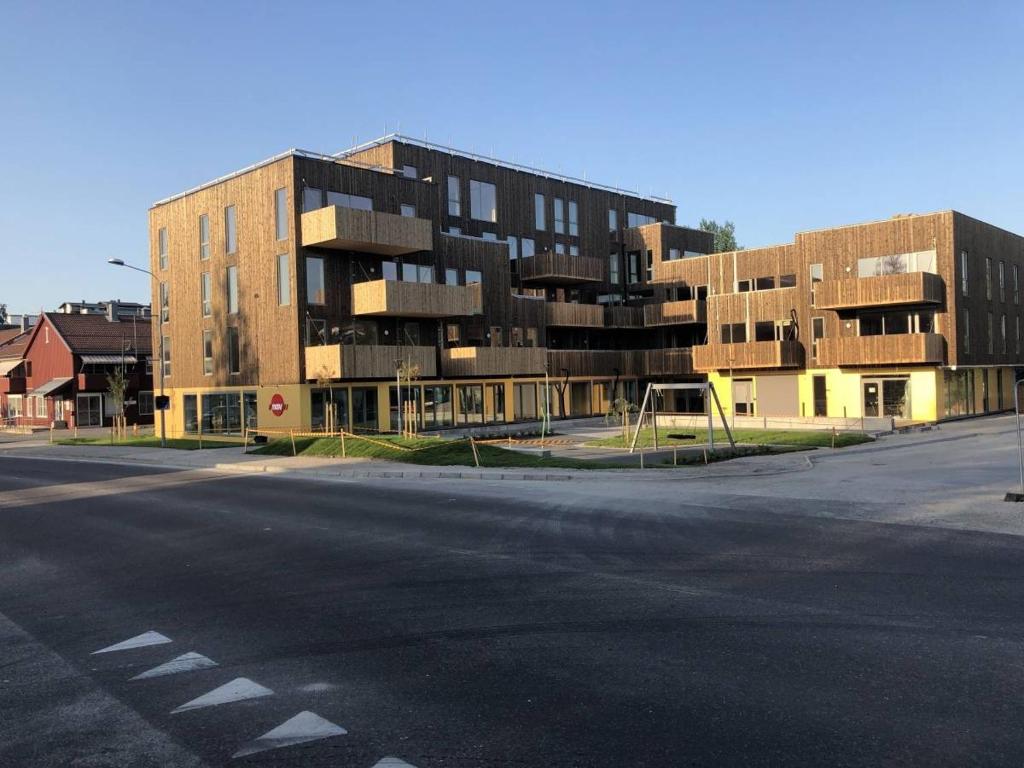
92;631;172;655
171;677;273;714
371;759;420;767
231;710;347;758
131;652;218;680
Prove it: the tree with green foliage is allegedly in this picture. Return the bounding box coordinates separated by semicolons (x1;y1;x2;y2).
106;369;128;439
698;219;742;253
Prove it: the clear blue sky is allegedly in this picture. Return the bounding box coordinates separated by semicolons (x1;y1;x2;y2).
2;1;1022;312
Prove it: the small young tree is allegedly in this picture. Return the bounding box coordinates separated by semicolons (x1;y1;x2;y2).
106;369;128;440
606;396;639;443
397;360;421;436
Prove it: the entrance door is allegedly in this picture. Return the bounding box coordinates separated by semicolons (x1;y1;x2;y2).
732;379;754;416
813;375;827;417
77;394;103;427
863;382;880;418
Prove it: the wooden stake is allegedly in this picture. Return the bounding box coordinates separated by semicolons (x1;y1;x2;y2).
470;437;480;467
290;429;296;456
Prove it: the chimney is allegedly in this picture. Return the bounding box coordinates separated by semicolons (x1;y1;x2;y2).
106;300;120;323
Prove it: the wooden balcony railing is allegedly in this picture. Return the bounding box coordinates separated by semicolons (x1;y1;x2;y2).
644;348;695;376
305;343;437;380
301;205;433;256
815;271;946;310
544;302;604;327
603;305;645;328
518;252;603;284
352;280;481;318
0;377;26;395
546;349;646;377
643;299;706;326
693;340;805;372
440;346;547;377
815;333;946;367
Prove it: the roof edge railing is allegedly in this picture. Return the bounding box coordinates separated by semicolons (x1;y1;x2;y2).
334;133;675;205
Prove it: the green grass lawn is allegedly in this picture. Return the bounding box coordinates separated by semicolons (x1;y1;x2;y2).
55;436;243;450
252;434;628;469
588;427;874;450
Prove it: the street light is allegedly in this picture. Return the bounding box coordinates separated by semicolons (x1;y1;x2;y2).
108;258;166;447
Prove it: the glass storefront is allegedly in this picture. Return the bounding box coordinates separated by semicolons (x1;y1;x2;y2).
424;385;453;428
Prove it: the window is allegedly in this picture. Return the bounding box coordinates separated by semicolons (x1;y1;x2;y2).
627;252;640;284
306;317;327;346
418;265;434;283
466;270;482;285
448;226;462;236
402;164;417;179
646;250;653;281
482;231;497;241
736;279;753;293
457;384;484;424
988;311;994;354
302;186;323;212
720;323;747;344
1000;261;1006;302
780;274;797;288
446;268;459;285
447;176;461;216
569;245;579;256
555;243;566;255
277;254;290;305
382;261;398;281
609;253;620;285
274;188;287;241
469;179;497;222
227;327;240;374
446;323;461;344
554;198;565;234
627;212;655;228
809;263;823;305
963;309;970;354
1002;314;1007;354
986;257;992;300
138;391;154;415
568;201;578;236
162;336;171;377
226;265;238;314
521;238;535;258
754;321;775;342
158;227;168;270
202;330;213;375
960;250;969;296
159;282;169;323
1015;265;1020;305
424;385;454;428
400;203;416;218
199;214;210;260
200;272;212;317
402;263;418;282
224;205;237;254
326;191;372;211
755;276;776;291
609;209;618;233
811;317;825;359
306;256;325;304
668;248;681;261
535;193;546;230
507;236;518;261
514;383;537;420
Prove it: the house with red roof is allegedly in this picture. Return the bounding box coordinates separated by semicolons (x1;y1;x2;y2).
0;306;153;429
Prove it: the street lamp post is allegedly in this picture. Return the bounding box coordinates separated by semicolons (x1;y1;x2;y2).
108;258;166;447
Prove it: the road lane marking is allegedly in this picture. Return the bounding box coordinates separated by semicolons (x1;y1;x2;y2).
171;677;273;714
0;468;230;510
131;651;217;680
92;631;172;654
371;759;419;767
231;710;347;758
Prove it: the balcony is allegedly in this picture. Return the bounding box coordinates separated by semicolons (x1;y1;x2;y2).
815;333;945;367
546;349;645;377
77;373;111;391
0;376;26;395
352;280;481;318
603;306;645;328
440;346;547;377
305;344;437;380
693;340;805;372
815;271;945;310
545;302;604;328
644;349;695;376
301;205;432;256
643;300;706;326
518;252;603;284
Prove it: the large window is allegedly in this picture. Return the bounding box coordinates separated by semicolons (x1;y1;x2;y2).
535;193;545;230
627;212;655;228
507;235;518;261
489;383;505;423
162;336;171;377
609;208;618;233
1001;314;1007;353
200;272;212;317
302;186;323;212
351;387;378;432
138;391;154;415
465;270;482;285
306;256;325;304
277;254;290;305
521;238;535;258
326;191;372;211
469;179;497;222
554;198;565;234
202;330;213;375
447;176;461;216
514;383;537;420
811;317;825;360
199;214;210;260
400;203;416;218
224;205;237;254
226;265;239;314
568;200;578;236
457;384;484;424
183;394;198;433
158;227;168;270
227;326;241;374
809;263;823;305
424;385;453;428
201;392;242;435
856;249;936;277
274;188;288;240
720;323;747;344
960;250;969;296
627;252;640;284
159;282;169;323
609;253;620;285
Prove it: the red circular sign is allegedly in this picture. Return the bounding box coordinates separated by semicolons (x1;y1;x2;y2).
269;393;287;416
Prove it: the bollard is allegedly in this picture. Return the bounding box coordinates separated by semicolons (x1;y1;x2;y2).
673;447;678;466
341;430;347;458
290;429;296;457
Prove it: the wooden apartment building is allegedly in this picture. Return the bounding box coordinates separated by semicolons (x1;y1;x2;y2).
148;135;1021;437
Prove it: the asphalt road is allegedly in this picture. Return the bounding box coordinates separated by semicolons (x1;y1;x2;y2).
2;452;1024;766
